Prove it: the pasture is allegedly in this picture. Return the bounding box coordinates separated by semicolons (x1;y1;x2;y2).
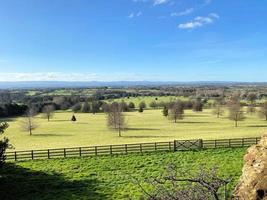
0;148;246;199
2;108;266;151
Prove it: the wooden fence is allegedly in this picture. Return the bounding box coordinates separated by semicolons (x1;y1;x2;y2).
5;137;261;162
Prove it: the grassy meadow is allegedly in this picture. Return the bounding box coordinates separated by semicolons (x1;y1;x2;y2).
2;108;266;151
110;96;189;105
0;148;246;199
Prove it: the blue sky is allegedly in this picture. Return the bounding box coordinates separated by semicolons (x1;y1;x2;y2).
0;0;266;82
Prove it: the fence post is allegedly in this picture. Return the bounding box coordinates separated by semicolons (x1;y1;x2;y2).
155;142;157;151
79;147;82;157
95;146;97;156
229;139;231;148
198;139;203;150
31;150;34;160
214;140;217;148
174;140;177;152
125;144;127;154
140;144;142;153
256;137;259;144
64;148;66;158
110;145;113;155
14;151;17;161
47;149;50;159
242;138;244;147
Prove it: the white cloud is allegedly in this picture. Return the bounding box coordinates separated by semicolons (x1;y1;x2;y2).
133;0;169;6
171;8;194;17
178;13;219;29
0;72;167;82
128;11;142;18
153;0;169;6
128;13;135;18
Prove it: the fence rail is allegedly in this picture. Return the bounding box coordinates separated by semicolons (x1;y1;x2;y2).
5;137;261;162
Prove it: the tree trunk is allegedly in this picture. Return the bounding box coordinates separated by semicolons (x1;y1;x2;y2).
29;128;32;135
235;120;238;127
118;128;121;137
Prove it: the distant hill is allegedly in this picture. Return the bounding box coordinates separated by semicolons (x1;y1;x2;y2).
0;81;267;89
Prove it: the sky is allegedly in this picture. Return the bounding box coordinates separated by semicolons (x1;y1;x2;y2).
0;0;266;82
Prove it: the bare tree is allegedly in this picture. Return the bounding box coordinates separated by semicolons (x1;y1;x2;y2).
81;101;91;113
42;105;55;121
20;108;38;135
72;102;81;112
246;92;257;115
139;101;146;110
128;102;135;110
193;100;203;112
149;101;157;109
136;164;231;200
169;101;184;123
247;104;256;115
259;101;267;121
212;104;224;118
228;103;245;127
107;102;126;137
247;92;257;104
162;106;168;117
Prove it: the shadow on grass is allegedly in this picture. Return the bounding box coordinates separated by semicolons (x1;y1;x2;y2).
31;133;73;137
0;163;108;200
0;118;16;122
126;127;160;131
185;114;206;117
247;125;267;128
49;119;70;122
175;121;213;124
122;135;170;138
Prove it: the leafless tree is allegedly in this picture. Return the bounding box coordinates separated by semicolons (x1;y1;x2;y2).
228;103;245;127
135;164;231;200
81;101;91;113
42;105;55;121
247;92;257;104
169;101;184;123
139;101;146;110
229;92;240;105
247;104;256;115
193;100;203;112
246;92;257;115
107;102;126;137
149;101;157;109
20;108;38;135
259;101;267;121
212;104;224;118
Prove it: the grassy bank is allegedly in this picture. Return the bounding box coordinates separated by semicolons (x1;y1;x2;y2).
0;148;246;199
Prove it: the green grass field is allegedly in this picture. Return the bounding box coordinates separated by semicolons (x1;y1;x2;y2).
2;108;266;151
0;148;246;200
110;96;189;106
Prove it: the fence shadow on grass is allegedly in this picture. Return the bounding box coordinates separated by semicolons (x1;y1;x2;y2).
122;135;170;138
0;163;108;200
247;125;267;128
176;121;213;124
126;127;160;131
31;133;73;137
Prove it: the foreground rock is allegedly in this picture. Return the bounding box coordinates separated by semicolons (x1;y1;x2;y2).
233;135;267;199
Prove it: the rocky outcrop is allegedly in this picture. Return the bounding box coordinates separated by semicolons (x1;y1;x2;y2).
233;134;267;200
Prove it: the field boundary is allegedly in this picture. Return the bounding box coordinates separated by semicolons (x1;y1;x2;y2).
5;137;260;162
